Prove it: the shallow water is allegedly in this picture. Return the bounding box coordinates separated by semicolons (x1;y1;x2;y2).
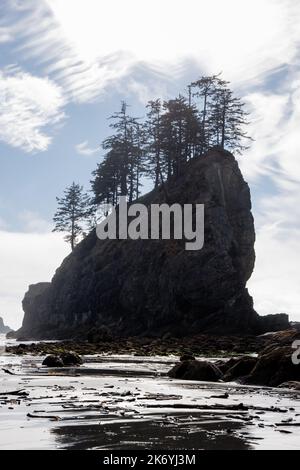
0;335;299;450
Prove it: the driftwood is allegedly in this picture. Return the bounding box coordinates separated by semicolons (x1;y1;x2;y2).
275;422;300;427
144;402;288;413
2;369;15;375
0;389;28;396
210;393;229;399
27;413;60;420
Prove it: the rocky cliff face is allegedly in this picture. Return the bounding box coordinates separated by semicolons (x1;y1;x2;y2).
17;149;289;340
0;317;11;334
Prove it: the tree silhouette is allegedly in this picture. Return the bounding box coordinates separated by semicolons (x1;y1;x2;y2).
89;74;252;216
92;102;146;208
160;95;200;178
144;99;164;187
210;80;252;153
53;182;91;250
190;75;221;154
190;75;252;154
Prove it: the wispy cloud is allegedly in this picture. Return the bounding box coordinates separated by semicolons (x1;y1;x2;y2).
1;0;300;153
240;69;300;319
45;0;300;86
240;70;300;194
75;140;99;156
0;70;65;152
0;26;13;43
2;0;299;103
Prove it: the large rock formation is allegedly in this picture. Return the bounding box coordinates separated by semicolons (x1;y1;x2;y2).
16;149;289;340
0;317;11;334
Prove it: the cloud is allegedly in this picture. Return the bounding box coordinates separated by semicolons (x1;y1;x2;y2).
18;210;53;233
45;0;300;84
0;26;12;43
75;140;99;156
239;71;300;201
2;0;299;103
0;70;65;152
1;0;299;157
0;229;69;329
248;225;300;319
238;71;300;320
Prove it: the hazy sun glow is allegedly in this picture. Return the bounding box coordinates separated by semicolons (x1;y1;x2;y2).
46;0;292;84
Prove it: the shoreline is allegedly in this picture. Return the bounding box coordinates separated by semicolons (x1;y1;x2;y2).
5;333;266;358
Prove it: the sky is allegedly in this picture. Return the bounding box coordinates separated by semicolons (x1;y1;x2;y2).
0;0;300;329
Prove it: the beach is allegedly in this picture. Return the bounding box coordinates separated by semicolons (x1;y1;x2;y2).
1;334;300;450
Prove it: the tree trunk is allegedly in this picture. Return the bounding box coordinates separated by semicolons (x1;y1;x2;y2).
221;105;226;149
201;90;208;155
71;208;75;251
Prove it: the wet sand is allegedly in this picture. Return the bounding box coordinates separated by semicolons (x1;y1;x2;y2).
1;336;300;450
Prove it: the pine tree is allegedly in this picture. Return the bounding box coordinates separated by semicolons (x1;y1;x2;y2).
127;121;147;202
90;75;252;215
53;182;91;250
190;74;221;155
160;95;200;178
210;81;252;153
93;102;145;207
190;75;252;154
144;99;164;187
105;101;132;197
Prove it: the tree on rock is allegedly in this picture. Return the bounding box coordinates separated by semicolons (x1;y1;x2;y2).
190;74;221;155
144;99;164;187
92;101;146;207
190;75;252;154
90;75;252;213
209;79;252;153
53;182;91;250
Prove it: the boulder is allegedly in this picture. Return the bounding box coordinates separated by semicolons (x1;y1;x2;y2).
60;351;83;366
42;355;64;367
278;381;300;390
168;360;222;382
246;346;300;387
180;354;196;362
223;356;257;381
262;329;300;352
215;357;240;374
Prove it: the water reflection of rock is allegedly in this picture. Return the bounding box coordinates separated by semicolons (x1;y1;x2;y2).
52;417;250;450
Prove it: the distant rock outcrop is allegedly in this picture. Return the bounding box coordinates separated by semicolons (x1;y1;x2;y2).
16;149;290;340
0;317;11;334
